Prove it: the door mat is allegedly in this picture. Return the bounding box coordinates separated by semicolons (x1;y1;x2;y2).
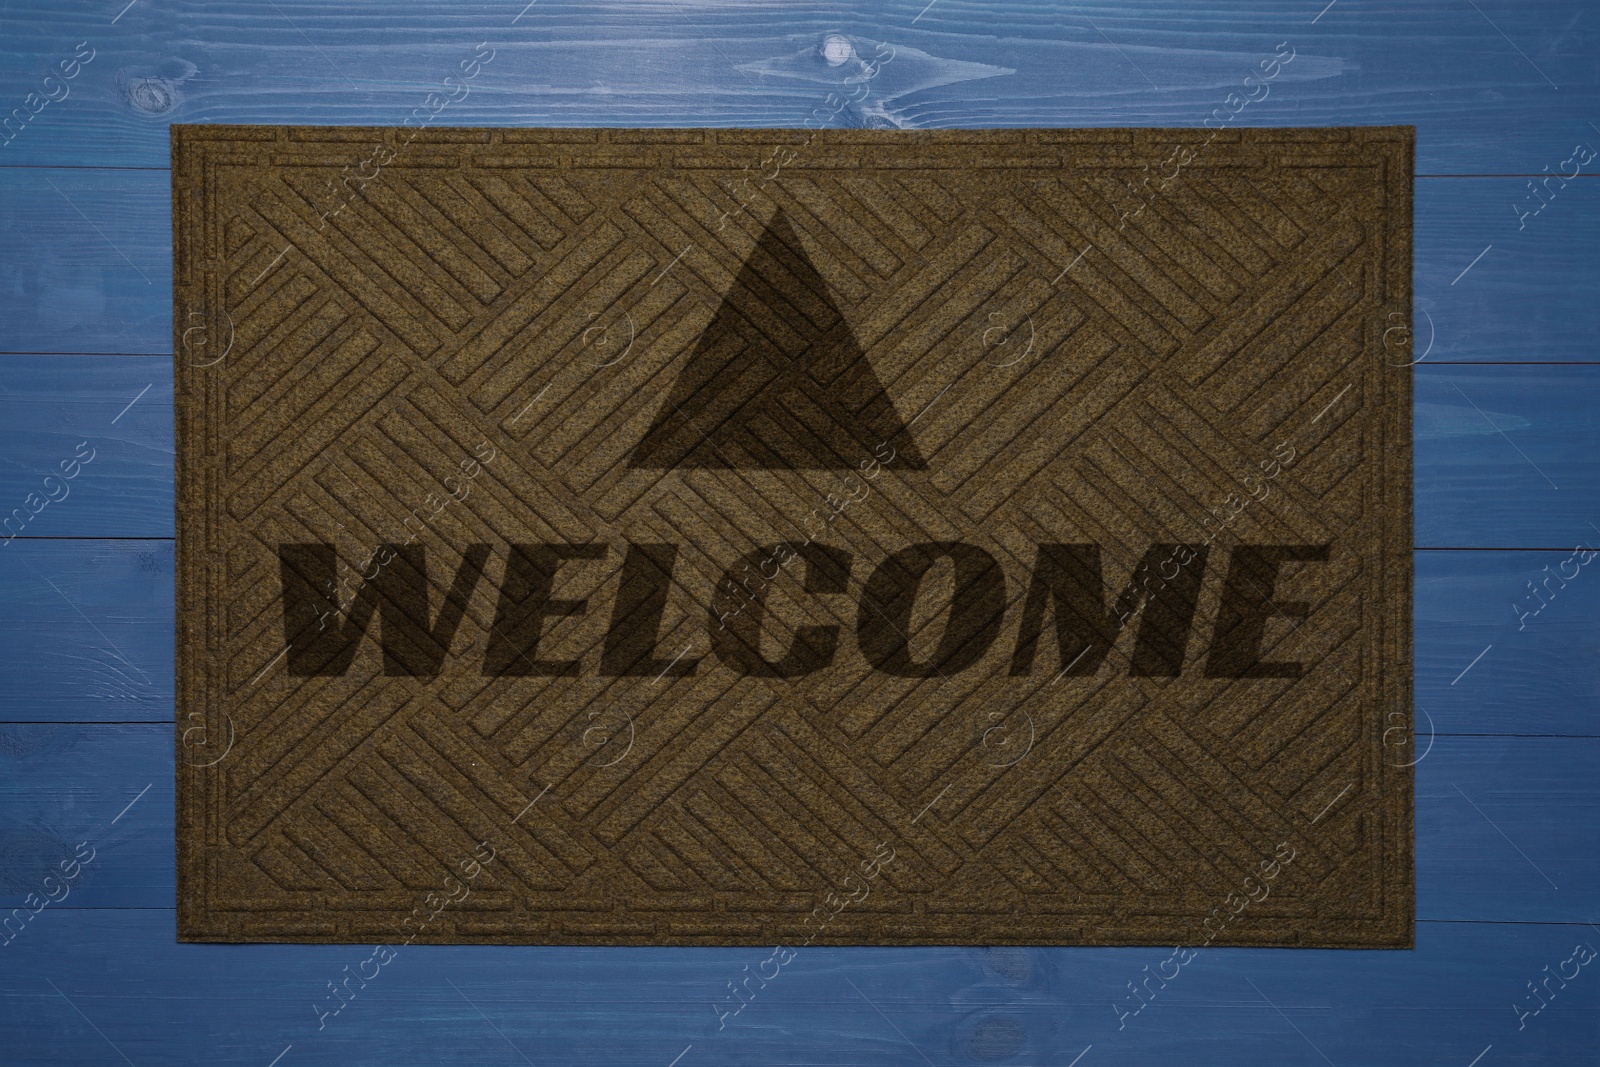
174;125;1413;947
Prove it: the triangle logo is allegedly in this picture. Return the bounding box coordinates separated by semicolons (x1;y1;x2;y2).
629;210;927;470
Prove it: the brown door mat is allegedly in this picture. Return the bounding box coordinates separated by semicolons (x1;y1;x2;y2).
173;125;1413;947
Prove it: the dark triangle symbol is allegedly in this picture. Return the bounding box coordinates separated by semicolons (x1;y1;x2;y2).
628;209;927;470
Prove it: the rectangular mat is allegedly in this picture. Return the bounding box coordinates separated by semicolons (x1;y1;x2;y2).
174;125;1413;947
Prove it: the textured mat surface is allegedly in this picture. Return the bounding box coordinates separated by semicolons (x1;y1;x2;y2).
173;125;1412;946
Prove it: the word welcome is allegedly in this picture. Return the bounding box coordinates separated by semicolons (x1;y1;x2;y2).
276;539;1333;681
712;842;895;1029
1114;842;1295;1029
312;840;495;1029
1;42;95;146
3;440;96;543
2;841;95;947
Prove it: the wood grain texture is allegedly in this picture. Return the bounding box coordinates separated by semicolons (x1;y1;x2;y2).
0;539;172;721
0;170;170;355
1414;366;1599;547
1417;178;1600;363
0;0;1594;173
0;911;1595;1066
0;357;171;537
1416;549;1600;735
0;724;170;909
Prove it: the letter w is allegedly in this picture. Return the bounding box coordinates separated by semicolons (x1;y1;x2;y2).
1009;544;1207;677
278;544;490;676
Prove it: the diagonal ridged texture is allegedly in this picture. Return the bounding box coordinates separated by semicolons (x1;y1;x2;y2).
174;125;1412;947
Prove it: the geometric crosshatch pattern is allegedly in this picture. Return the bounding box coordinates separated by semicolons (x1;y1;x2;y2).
173;126;1412;946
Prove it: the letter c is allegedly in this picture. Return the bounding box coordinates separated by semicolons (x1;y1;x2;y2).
712;543;852;677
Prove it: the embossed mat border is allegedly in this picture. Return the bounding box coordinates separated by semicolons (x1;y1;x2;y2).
174;125;1413;947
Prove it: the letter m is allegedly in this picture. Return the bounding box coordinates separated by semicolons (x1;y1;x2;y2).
1009;543;1209;678
278;544;490;677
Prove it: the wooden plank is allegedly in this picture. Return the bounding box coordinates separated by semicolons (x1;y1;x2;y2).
3;725;1593;921
1417;549;1600;735
1415;365;1600;547
0;0;1595;173
1418;177;1600;362
0;725;167;908
4;169;1600;359
0;540;171;721
0;909;1592;1065
0;169;169;355
0;357;170;538
1418;738;1597;921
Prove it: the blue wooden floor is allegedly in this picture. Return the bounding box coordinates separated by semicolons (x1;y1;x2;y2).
2;1;1597;1064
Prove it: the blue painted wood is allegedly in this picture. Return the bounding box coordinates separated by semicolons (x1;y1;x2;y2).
7;169;1600;359
1416;550;1600;735
0;169;169;355
1418;178;1600;363
0;0;1596;173
1415;366;1600;547
0;357;171;538
1417;738;1599;920
0;910;1593;1066
0;539;171;721
4;725;1593;921
0;725;169;908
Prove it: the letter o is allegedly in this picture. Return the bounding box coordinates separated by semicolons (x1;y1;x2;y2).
856;542;1005;677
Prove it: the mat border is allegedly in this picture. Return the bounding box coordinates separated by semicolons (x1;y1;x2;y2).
172;125;1414;948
